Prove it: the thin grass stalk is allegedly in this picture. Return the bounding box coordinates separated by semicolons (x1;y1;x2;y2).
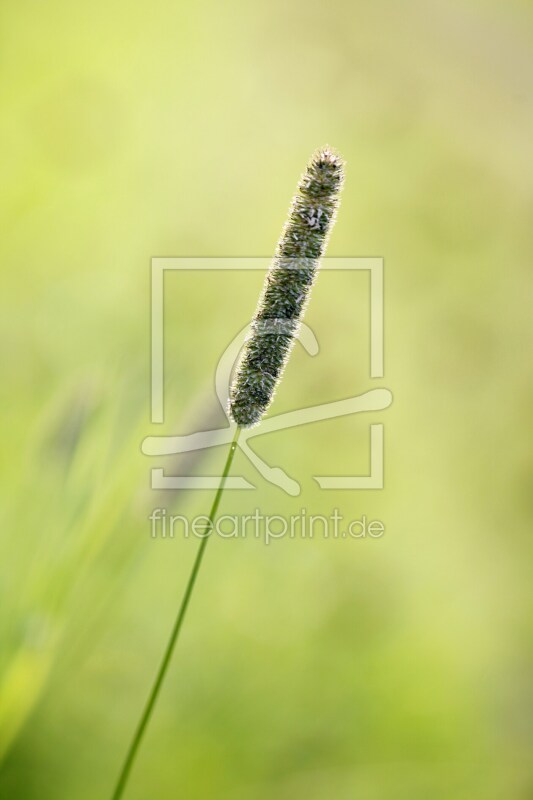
110;426;241;800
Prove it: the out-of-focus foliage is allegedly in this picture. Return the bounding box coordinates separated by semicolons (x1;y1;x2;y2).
1;1;532;798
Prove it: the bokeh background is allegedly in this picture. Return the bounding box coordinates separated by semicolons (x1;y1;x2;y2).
1;0;532;797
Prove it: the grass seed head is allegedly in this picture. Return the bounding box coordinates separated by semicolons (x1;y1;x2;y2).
229;146;344;428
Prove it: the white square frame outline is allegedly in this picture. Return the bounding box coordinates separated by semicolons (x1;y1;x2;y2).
149;257;386;490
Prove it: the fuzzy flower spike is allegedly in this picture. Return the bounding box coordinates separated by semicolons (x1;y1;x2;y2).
229;146;345;427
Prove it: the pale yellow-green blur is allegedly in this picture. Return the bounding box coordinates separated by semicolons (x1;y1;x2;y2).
1;1;532;798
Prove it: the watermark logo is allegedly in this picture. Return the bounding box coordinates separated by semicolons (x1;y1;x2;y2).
149;507;385;545
141;258;392;495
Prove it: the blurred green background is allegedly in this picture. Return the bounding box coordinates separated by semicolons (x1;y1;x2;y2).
1;0;532;797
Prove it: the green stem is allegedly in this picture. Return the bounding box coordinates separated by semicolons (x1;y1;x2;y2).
110;426;241;800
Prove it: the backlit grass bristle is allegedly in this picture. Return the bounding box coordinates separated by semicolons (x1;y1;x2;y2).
229;146;345;427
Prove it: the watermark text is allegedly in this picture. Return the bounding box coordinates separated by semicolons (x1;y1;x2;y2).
149;507;385;545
